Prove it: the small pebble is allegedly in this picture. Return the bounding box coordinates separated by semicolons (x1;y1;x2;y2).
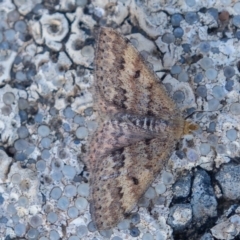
130;227;140;237
185;0;196;7
171;13;183;27
63;122;71;132
234;2;240;14
68;236;79;240
0;194;4;205
14;20;27;33
76;225;88;238
38;125;50;137
131;212;140;225
171;65;182;74
50;187;62;200
11;173;21;184
34;113;43;123
112;237;122;240
40;137;52;148
63;106;76;118
18;196;29;207
207;134;218;146
144;187;156;199
178;71;189;82
226;129;237;141
194;72;203;83
52;171;63;181
233;15;240;28
76;127;88;139
196;85;207;98
81;45;94;58
84;107;93;116
18;98;29;110
14;139;29;151
68;206;79;219
57;196;70;210
211;47;220;54
186;148;199;162
7;203;16;215
29;215;42;228
223;66;235;78
138;197;150;207
199;42;210;53
99;229;113;238
0;216;8;224
225;79;234;91
118;219;130;230
155;183;166;195
47;212;58;223
77;183;90;197
3;92;15;105
14;223;26;237
7;10;20;23
17;126;29;138
199;57;213;70
230;103;240;115
88;221;97;232
200;143;211;156
64;185;77;198
27;228;39;240
212;85;226;100
49;230;60;240
207;122;216;133
182;43;191;53
162;33;175;44
173;90;185;102
36;160;46;172
185;12;199;25
14;152;27;161
75;197;88;211
74;115;85;125
208;98;220;111
62;165;76;179
162;171;174;185
153;196;166;205
216;144;226;154
173;27;184;38
41;149;50;159
4;29;15;42
205;68;217;80
142;232;154;240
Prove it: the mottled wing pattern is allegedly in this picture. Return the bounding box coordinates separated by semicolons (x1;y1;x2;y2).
94;28;178;118
91;136;177;230
88;27;185;230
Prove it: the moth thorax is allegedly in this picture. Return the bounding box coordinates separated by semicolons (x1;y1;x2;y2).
183;121;198;135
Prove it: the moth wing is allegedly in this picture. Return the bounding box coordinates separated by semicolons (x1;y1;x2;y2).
94;27;180;118
87;117;162;173
91;136;176;230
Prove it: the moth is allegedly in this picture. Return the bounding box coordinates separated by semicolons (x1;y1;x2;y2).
87;27;196;230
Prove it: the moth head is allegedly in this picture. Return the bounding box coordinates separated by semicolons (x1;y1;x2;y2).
183;121;198;135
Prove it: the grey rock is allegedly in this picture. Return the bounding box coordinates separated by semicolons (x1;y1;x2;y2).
215;163;240;200
191;169;217;226
167;204;192;231
172;173;192;199
200;233;214;240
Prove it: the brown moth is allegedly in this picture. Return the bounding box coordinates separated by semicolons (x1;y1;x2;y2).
87;27;196;230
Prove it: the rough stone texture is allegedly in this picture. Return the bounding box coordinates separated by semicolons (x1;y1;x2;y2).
215;163;240;200
172;173;192;199
191;169;217;226
167;204;192;231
